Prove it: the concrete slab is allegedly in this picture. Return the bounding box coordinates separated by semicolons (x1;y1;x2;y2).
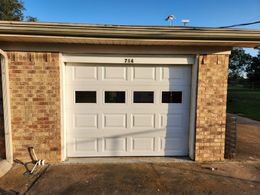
1;161;259;195
65;157;190;164
0;160;11;178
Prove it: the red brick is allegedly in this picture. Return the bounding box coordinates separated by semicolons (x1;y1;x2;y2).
7;51;61;162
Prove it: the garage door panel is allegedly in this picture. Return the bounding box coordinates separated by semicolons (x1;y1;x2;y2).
102;66;127;80
161;66;183;80
132;137;155;151
104;138;127;152
160;137;188;152
103;114;127;128
160;66;191;83
67;65;191;85
132;67;156;80
74;66;98;80
74;114;98;128
69;136;188;156
160;113;183;128
74;138;98;152
131;114;155;128
66;63;191;157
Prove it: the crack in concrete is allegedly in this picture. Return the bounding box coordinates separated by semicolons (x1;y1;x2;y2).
23;164;50;195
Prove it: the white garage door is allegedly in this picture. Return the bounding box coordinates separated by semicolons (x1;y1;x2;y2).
65;64;191;157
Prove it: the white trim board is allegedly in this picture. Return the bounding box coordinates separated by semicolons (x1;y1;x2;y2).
188;55;199;160
60;54;66;161
63;54;195;65
0;49;13;163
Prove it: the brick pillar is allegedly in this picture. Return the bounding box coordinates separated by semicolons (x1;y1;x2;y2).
195;54;229;161
7;52;61;162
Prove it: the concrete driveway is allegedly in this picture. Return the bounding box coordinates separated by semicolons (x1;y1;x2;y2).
0;161;259;195
0;115;259;195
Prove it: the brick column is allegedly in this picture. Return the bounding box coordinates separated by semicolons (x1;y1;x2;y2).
195;54;229;161
7;52;61;162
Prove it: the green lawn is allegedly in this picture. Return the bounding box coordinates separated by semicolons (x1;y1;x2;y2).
227;85;260;121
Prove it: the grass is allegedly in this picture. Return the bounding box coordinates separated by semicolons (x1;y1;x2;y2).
227;85;260;121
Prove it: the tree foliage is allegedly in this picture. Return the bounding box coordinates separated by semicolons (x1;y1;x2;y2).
247;49;260;88
26;15;37;22
229;48;260;89
0;0;24;21
229;48;252;81
0;0;37;21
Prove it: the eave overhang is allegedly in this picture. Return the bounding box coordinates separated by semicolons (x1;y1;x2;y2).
0;21;259;47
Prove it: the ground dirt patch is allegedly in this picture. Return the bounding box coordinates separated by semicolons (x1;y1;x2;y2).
232;114;260;161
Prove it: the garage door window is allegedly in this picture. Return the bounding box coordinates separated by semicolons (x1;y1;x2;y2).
162;91;182;103
105;91;125;103
134;91;154;103
75;91;96;103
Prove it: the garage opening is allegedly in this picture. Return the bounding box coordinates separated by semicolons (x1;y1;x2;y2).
64;61;192;157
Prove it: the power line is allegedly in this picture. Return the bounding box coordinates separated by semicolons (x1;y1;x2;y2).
219;20;260;28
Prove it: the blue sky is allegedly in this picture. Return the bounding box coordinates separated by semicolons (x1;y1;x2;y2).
24;0;260;55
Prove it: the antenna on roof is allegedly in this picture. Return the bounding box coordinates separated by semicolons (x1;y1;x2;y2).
165;15;176;26
181;19;190;26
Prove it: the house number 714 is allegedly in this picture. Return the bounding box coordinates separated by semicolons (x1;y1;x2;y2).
124;58;134;63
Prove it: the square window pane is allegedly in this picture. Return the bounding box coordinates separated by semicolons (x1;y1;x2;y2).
105;91;125;103
75;91;96;103
134;91;154;103
162;91;182;103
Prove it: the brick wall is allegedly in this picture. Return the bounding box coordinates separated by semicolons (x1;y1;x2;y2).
0;64;5;159
4;52;230;162
195;54;229;161
7;52;61;162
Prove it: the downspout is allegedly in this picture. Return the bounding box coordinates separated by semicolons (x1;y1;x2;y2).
0;49;13;163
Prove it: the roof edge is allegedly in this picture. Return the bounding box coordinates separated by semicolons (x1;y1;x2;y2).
0;21;260;48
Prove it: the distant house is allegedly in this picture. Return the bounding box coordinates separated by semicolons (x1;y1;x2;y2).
0;21;259;163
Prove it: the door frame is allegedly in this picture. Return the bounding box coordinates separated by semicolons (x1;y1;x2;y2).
60;54;198;160
0;49;13;163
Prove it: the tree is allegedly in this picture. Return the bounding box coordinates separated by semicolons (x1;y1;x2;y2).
0;0;37;21
26;16;37;22
228;48;252;81
246;49;260;88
